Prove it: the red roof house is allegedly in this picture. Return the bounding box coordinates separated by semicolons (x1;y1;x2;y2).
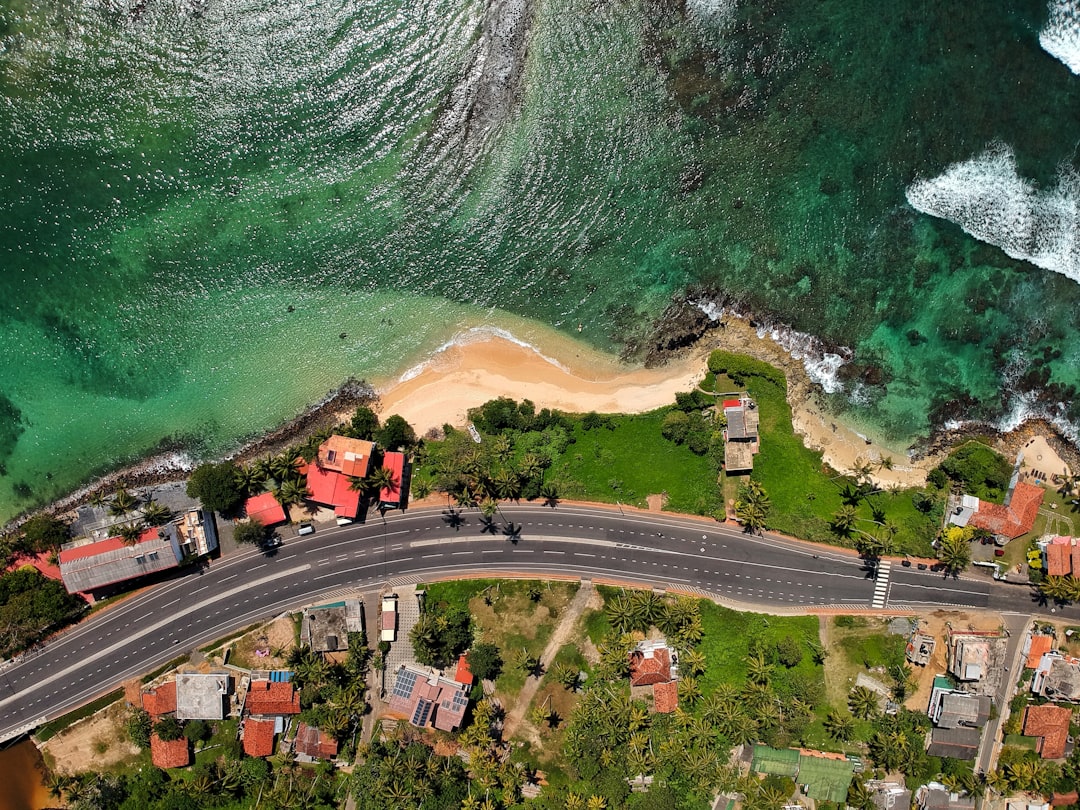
970;481;1044;540
305;465;361;518
1052;792;1080;806
1027;635;1055;669
142;681;177;717
245;680;301;716
1024;704;1073;760
243;717;277;757
379;452;406;508
150;734;190;769
652;681;679;714
1047;544;1071;577
455;654;474;687
294;722;338;760
244;492;286;527
629;641;672;687
317;435;375;479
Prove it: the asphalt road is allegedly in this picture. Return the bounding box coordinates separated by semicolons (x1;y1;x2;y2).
0;503;1073;743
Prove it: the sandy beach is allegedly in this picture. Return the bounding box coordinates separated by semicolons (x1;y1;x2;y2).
374;318;936;489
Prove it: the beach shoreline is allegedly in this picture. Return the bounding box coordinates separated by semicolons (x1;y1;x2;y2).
6;312;1077;534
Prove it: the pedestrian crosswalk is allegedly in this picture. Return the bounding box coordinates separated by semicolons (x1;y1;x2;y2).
871;560;891;608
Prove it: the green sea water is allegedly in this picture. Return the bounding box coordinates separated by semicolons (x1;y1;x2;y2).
1;0;1079;522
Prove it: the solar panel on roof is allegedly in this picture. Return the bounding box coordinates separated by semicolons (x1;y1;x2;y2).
451;692;468;709
393;669;418;700
411;698;433;726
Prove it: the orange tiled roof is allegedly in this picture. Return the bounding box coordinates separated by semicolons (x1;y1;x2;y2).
246;680;300;716
150;734;190;768
317;435;375;478
652;681;679;714
1027;635;1055;669
142;681;177;717
1052;792;1079;806
629;647;671;687
243;717;277;757
1023;704;1073;760
969;482;1044;539
1047;545;1072;577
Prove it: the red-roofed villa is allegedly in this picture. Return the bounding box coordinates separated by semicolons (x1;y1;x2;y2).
317;435;375;479
306;465;361;518
245;679;301;716
1023;703;1073;759
629;640;673;687
142;681;177;718
59;526;184;596
379;451;407;509
294;722;339;760
969;481;1044;540
387;665;471;732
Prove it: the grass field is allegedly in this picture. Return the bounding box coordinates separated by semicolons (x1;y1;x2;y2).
548;412;723;516
823;615;907;710
424;579;579;697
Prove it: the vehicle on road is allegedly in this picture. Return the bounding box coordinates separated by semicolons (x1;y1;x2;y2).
298;522;315;536
380;595;398;642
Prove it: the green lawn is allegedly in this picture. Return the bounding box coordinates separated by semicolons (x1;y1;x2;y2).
34;690;124;741
548;412;723;515
708;354;940;555
697;601;822;695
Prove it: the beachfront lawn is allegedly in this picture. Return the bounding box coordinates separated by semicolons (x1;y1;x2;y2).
708;352;941;555
547;411;723;514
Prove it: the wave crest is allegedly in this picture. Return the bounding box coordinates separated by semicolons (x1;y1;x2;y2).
1040;0;1080;74
906;142;1080;285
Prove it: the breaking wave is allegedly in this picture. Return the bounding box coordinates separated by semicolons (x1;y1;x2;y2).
906;143;1080;285
692;300;851;394
1040;0;1080;74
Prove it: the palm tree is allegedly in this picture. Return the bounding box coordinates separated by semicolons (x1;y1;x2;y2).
141;499;172;527
831;505;858;537
270;453;301;482
746;652;772;685
109;487;139;517
848;685;880;719
273;478;310;508
537;482;558;508
235;464;266;496
252;455;274;482
520;454;544;481
586;796;607;810
847;778;876;810
117;522;144;546
604;592;637;634
565;794;585;810
492;468;520;501
681;648;706;677
823;709;855;741
490;435;513;462
1040;575;1075;602
366;466;397;498
735;481;770;534
679;675;702;705
936;531;972;574
88;490;107;510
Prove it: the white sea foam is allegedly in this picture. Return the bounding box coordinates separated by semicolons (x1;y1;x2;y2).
906;142;1080;285
686;0;736;27
395;325;570;384
691;300;851;394
1040;0;1080;74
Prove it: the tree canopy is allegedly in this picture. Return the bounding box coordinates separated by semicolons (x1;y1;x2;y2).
375;414;416;452
410;604;472;668
186;462;244;515
18;515;70;554
0;567;86;658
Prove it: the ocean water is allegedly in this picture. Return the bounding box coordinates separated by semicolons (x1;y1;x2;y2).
1;0;1079;522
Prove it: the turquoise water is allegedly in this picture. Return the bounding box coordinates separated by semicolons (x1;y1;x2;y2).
1;0;1079;521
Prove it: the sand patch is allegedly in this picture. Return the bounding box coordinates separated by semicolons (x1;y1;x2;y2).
40;700;140;776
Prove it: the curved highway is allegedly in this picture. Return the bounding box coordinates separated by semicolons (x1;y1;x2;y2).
0;503;1070;742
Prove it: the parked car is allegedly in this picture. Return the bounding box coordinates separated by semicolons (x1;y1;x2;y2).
901;559;912;567
298;522;315;536
994;548;1005;557
917;563;928;570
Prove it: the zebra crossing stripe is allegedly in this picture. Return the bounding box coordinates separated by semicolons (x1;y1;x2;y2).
871;561;891;608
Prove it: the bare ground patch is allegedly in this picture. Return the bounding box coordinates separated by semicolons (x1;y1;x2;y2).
223;615;298;670
40;700;141;776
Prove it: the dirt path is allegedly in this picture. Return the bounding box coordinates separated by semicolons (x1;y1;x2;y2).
502;581;595;739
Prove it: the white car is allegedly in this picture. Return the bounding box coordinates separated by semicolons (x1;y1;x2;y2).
297;522;315;536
